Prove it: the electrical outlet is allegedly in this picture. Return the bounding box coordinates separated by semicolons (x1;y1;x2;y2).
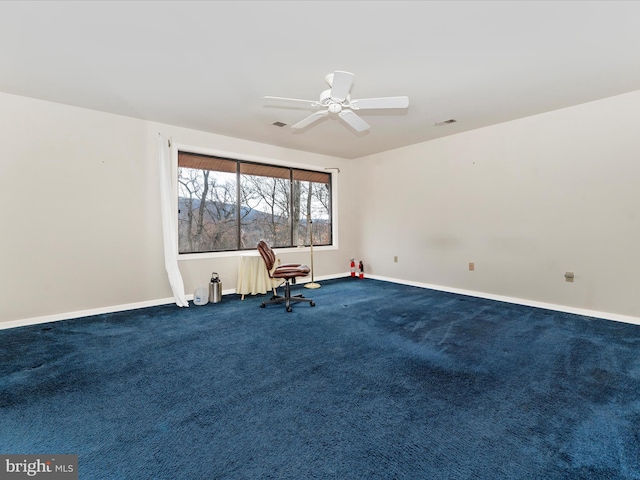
469;262;475;271
394;256;398;263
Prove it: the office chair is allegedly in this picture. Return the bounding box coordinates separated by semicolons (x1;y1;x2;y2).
257;240;315;312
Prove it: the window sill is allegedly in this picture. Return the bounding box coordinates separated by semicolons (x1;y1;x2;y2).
177;244;337;261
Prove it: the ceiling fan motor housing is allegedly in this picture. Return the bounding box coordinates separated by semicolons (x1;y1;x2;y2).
320;89;350;110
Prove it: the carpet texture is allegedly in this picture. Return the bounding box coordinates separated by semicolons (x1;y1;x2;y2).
1;278;640;479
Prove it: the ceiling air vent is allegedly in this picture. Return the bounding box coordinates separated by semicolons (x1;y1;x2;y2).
272;121;287;127
434;119;457;126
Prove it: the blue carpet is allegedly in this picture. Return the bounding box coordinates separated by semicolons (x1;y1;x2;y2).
1;278;640;479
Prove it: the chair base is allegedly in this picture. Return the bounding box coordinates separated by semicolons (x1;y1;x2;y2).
260;280;315;312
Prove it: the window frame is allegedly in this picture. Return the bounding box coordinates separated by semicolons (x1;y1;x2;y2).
172;143;338;259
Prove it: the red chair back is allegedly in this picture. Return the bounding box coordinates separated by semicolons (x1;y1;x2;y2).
257;240;276;274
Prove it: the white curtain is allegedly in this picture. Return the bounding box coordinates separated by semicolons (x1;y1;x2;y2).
158;133;189;307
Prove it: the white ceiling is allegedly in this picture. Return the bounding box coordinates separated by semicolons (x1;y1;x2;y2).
2;1;640;159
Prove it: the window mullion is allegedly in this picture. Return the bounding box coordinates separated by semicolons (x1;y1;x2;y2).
289;169;294;248
236;161;241;250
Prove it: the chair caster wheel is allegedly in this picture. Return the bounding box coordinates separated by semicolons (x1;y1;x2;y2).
310;301;315;306
286;306;293;312
260;303;266;308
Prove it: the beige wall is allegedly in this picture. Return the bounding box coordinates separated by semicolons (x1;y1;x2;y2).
352;90;640;320
0;92;354;326
2;88;639;327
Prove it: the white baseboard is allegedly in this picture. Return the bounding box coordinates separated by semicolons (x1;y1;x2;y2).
366;273;640;326
0;297;180;331
3;274;638;330
0;282;321;331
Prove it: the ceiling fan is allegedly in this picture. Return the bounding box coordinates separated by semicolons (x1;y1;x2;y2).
263;71;409;133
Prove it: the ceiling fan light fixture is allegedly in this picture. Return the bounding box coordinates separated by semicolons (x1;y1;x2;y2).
264;70;409;133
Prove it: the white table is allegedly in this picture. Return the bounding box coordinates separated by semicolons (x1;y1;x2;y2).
236;252;279;300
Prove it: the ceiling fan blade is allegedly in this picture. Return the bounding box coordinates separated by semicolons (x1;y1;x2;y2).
291;110;328;129
350;96;409;110
330;71;354;102
263;96;318;109
338;110;370;132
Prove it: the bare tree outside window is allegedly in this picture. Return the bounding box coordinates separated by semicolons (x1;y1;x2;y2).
178;168;238;252
177;152;332;253
295;180;331;246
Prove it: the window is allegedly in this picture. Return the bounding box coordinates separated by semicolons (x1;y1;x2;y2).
178;151;332;254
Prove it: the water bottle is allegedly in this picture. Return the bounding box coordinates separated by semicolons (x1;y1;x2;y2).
209;272;222;303
193;285;208;305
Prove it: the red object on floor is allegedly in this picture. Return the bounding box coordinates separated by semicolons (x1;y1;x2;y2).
350;259;356;277
358;261;364;279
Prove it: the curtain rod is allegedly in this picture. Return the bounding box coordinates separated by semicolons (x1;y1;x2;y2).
158;132;171;147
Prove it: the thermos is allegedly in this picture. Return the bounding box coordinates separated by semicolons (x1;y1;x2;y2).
209;272;222;303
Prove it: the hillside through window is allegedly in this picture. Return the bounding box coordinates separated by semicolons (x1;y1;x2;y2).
178;152;332;254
